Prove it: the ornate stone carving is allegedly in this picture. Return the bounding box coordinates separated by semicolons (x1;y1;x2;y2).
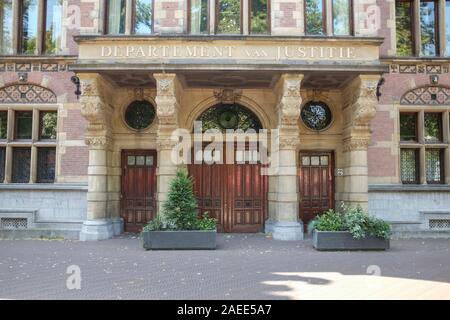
154;74;180;126
343;137;371;152
278;136;299;149
85;136;110;147
352;79;378;127
277;75;303;126
213;88;242;104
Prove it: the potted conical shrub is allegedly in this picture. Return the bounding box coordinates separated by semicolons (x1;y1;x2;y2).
141;169;217;250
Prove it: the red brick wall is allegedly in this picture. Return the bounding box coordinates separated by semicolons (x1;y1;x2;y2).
368;148;396;177
60;146;89;176
63;110;87;140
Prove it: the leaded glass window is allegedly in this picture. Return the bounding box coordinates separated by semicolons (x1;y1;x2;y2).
37;147;56;183
19;0;39;54
420;0;438;57
0;147;5;183
44;0;63;54
333;0;351;36
107;0;126;34
135;0;153;34
425;149;443;183
400;149;419;184
301;101;332;131
39;111;57;140
124;100;156;130
0;0;13;55
400;113;417;142
190;0;209;34
12;147;30;183
396;0;414;56
0;111;7;139
305;0;325;35
217;0;241;34
197;104;262;132
250;0;269;34
15;111;32;140
424;113;442;143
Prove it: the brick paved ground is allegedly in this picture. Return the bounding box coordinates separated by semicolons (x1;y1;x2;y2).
1;234;450;300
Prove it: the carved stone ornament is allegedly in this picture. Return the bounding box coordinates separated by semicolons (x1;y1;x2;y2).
353;80;378;127
213;88;243;104
343;137;370;152
85;136;110;147
278;136;299;149
277;76;303;126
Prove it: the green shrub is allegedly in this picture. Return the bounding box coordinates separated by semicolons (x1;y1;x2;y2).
143;169;217;231
311;205;391;240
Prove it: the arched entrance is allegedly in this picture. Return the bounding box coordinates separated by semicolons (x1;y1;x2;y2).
188;103;268;233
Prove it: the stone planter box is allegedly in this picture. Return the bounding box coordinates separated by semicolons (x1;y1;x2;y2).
313;230;390;251
141;230;216;250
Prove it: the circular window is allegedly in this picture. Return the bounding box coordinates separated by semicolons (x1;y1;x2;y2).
301;101;332;131
197;104;262;132
124;100;156;130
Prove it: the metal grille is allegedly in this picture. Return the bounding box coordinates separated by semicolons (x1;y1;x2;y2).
425;149;443;183
429;219;450;230
1;218;28;230
400;149;418;183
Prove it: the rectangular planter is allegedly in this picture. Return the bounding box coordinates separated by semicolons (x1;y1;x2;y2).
313;230;390;251
141;230;216;250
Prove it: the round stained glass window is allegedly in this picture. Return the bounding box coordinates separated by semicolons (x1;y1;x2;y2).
124;100;156;130
301;101;332;131
197;104;262;132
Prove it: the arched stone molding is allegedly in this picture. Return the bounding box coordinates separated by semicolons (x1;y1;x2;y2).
400;85;450;105
0;83;57;104
184;93;272;131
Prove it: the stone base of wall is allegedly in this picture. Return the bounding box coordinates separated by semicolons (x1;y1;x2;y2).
369;185;450;238
0;184;87;240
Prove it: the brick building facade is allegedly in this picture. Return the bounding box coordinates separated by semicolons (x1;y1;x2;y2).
0;0;449;240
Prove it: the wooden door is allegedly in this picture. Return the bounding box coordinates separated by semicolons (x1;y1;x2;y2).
298;152;334;229
121;150;157;232
188;146;268;233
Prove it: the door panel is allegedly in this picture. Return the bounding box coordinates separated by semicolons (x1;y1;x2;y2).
189;146;268;233
121;150;157;232
299;152;334;229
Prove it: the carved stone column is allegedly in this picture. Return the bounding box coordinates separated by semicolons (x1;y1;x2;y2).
266;74;304;241
78;74;119;241
154;74;181;213
341;75;381;209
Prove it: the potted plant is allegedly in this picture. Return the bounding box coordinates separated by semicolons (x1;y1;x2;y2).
311;205;391;251
141;169;217;250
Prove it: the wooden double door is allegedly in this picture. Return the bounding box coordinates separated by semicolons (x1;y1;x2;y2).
298;152;335;229
188;147;268;233
121;150;157;232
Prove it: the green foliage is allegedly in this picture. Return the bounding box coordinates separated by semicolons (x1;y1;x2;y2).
196;213;217;231
311;205;391;240
312;209;345;232
143;169;217;231
162;169;199;230
217;0;241;34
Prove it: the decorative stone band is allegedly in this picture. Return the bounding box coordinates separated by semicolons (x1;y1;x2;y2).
85;135;112;148
343;137;371;152
0;83;57;104
400;86;450;105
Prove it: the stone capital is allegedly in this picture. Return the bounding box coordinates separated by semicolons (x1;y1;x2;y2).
343;137;371;152
85;135;113;149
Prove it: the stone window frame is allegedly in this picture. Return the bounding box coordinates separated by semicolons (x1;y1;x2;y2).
104;0;155;35
398;106;450;185
2;0;64;55
394;0;448;57
0;104;59;184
